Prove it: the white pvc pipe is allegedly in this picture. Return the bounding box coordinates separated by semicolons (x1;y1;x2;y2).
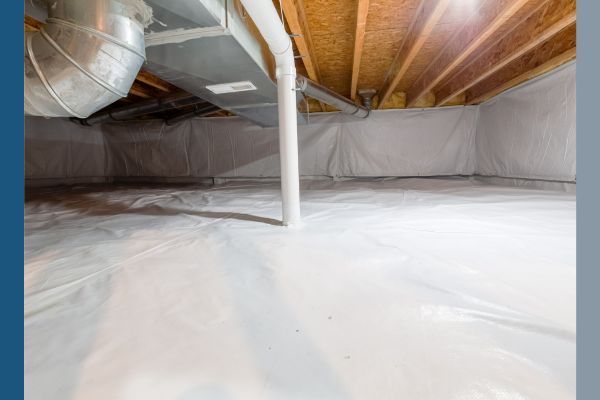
277;74;301;225
239;0;301;226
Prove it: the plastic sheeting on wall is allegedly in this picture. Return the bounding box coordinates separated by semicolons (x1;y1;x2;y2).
102;107;478;178
25;117;107;179
476;62;576;182
25;107;479;180
24;62;576;183
102;113;342;178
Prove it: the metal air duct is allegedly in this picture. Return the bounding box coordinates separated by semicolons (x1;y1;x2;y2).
24;0;150;118
296;75;370;118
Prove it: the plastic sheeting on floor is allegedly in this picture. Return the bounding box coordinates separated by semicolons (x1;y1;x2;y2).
24;62;576;184
25;178;575;400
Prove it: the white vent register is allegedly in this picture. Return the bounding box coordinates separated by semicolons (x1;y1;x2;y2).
205;81;257;94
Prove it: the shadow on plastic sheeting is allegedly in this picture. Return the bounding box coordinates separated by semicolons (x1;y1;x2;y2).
25;186;282;227
25;185;352;398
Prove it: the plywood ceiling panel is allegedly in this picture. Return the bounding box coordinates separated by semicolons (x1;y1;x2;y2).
434;0;554;91
358;29;407;91
294;0;575;109
434;0;575;105
466;23;576;104
394;0;486;92
40;0;575;115
357;0;420;92
304;0;358;95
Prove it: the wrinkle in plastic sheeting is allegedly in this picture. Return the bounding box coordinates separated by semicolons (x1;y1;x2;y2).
25;63;576;184
24;178;575;400
23;62;577;400
476;62;576;182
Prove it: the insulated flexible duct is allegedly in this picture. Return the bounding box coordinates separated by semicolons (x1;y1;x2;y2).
24;0;150;118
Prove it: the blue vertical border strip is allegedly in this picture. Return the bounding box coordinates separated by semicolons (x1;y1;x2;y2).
577;1;600;399
0;0;24;398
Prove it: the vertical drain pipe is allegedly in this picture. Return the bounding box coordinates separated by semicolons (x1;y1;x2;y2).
238;0;301;226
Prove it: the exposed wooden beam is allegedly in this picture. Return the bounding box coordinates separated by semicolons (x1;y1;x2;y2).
281;0;326;111
128;82;153;99
350;0;370;101
376;0;451;109
435;0;576;106
406;0;532;108
467;46;576;105
135;70;173;93
281;0;321;82
25;15;43;31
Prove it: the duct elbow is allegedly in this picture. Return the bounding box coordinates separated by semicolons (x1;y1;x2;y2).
24;0;149;118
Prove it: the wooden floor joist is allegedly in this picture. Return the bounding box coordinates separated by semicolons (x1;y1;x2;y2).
376;0;451;109
405;0;532;108
25;15;43;31
135;70;173;93
467;46;576;105
281;0;325;111
281;0;321;82
350;0;370;101
435;0;576;106
128;82;154;99
24;0;577;113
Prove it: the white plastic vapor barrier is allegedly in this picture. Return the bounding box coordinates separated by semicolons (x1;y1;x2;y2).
24;178;576;400
24;61;576;399
102;107;479;178
24;62;576;183
476;62;576;182
25;107;479;181
25;117;107;179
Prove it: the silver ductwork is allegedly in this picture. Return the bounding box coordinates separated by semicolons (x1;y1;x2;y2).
143;0;366;126
296;75;370;118
24;0;150;118
141;0;306;127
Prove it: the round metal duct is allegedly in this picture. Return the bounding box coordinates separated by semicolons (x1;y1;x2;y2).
24;0;150;118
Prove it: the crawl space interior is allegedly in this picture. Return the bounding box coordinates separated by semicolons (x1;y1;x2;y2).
24;0;576;399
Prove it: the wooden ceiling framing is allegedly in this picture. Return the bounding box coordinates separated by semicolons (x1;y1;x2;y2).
25;0;576;118
350;0;370;101
285;0;576;111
